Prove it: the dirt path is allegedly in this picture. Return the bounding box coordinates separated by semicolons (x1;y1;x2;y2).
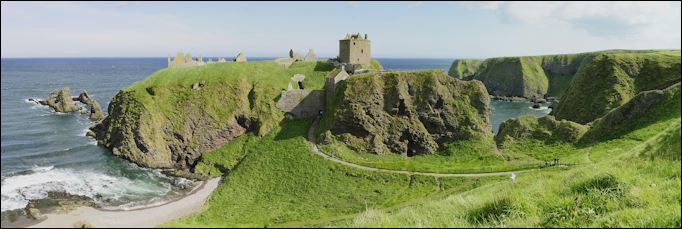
307;117;536;177
27;178;221;228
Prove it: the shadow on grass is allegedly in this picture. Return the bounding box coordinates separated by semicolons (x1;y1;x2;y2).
274;117;313;141
314;61;335;72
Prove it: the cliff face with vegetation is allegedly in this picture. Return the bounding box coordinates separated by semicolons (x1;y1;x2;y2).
318;70;491;156
582;82;681;142
469;57;549;98
450;50;679;100
553;51;681;124
447;59;482;79
92;61;334;171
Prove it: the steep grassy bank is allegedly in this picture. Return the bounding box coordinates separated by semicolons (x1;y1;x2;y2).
345;116;681;228
553;51;680;124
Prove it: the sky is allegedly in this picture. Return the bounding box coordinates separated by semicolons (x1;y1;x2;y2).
1;1;681;58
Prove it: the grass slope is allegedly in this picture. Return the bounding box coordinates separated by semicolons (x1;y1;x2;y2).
448;59;482;79
553;51;680;124
165;118;494;227
344;117;682;228
125;60;335;135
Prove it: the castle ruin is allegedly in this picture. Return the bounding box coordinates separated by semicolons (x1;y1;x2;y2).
168;52;244;68
339;33;371;65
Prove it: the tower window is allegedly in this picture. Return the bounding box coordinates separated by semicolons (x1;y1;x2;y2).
353;42;356;45
361;49;364;53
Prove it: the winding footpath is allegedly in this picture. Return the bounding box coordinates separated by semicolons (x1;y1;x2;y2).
307;117;537;177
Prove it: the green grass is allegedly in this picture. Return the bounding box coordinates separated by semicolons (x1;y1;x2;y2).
164;118;495;227
124;60;335;136
343;118;682;228
546;73;574;97
448;59;482;79
317;136;542;174
553;50;681;124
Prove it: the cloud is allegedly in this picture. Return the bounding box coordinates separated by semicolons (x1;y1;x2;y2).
461;1;681;40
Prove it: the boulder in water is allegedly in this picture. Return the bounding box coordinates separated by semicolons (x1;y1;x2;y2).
76;90;105;121
42;87;81;113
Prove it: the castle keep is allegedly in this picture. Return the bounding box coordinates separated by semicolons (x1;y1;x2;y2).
339;33;371;65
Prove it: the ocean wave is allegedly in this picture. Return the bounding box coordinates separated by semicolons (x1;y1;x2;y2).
0;167;194;212
31;165;54;172
25;98;49;111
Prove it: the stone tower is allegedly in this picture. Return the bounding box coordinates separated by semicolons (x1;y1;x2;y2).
339;33;371;65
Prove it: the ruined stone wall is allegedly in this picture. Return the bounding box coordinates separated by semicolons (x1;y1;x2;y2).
276;89;325;118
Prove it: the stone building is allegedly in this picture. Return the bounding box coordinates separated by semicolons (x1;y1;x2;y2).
339;33;371;65
324;66;350;100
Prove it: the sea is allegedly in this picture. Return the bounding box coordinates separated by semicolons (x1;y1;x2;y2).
0;57;550;214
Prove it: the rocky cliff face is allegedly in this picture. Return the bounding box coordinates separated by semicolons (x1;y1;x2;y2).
553;52;681;124
319;70;491;156
90;61;332;173
92;81;271;171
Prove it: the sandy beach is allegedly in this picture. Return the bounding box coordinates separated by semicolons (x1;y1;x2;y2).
27;177;221;228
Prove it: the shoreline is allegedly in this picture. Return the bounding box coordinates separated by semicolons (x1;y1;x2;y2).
24;177;221;228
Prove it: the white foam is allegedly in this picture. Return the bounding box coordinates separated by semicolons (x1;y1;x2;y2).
31;165;54;172
81;127;91;137
0;167;191;212
529;106;551;111
25;98;49;111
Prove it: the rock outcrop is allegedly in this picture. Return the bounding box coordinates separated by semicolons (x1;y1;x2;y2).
91;62;297;173
495;115;588;146
75;90;105;121
34;88;105;121
39;88;81;113
319;70;491;156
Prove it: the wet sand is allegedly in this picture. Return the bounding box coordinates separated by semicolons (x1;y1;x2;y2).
27;177;221;228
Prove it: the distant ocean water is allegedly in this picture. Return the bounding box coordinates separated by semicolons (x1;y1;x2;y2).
0;57;548;213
